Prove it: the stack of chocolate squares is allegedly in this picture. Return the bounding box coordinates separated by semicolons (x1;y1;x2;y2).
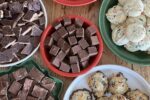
45;17;99;73
0;67;56;100
0;0;45;64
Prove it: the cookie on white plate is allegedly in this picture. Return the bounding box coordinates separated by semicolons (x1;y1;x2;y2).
106;5;127;25
126;14;146;26
126;23;146;43
123;0;144;17
137;37;150;51
124;42;139;52
144;4;150;17
112;25;129;46
118;0;127;6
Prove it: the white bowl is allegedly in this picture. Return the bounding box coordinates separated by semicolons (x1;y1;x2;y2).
64;65;150;100
0;0;48;67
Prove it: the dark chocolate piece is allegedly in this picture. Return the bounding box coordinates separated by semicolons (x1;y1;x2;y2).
22;78;33;95
68;36;77;46
49;45;60;56
8;81;22;95
27;96;37;100
13;27;22;38
13;12;25;28
0;37;16;48
71;63;80;73
18;35;30;43
39;16;45;26
0;33;3;39
59;62;70;72
56;50;66;61
81;60;89;68
53;21;62;30
88;46;98;57
2;25;14;36
78;50;89;62
0;2;8;10
9;2;23;14
0;19;14;26
57;38;65;48
51;31;60;41
61;42;70;54
4;10;12;18
76;28;84;38
29;36;40;48
41;77;56;92
31;25;43;36
63;17;71;26
44;36;53;47
17;90;27;100
21;43;33;55
66;24;76;35
0;74;9;81
75;18;84;27
91;36;99;45
52;58;60;68
0;52;14;63
17;19;27;27
22;10;38;22
86;26;96;36
69;56;79;64
21;24;33;36
11;43;25;53
57;27;68;38
31;85;48;100
71;45;82;55
28;0;41;12
12;68;28;81
0;81;9;96
0;10;4;19
78;39;89;49
29;67;45;83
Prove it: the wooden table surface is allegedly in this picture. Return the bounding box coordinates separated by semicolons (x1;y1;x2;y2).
0;0;150;99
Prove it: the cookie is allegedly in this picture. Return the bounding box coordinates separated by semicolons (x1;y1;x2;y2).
126;23;146;42
108;72;129;94
146;17;150;26
111;23;118;30
118;0;127;5
70;89;92;100
112;25;129;46
109;94;127;100
137;37;150;51
106;5;127;25
123;0;144;17
97;96;109;100
144;4;150;17
126;89;149;100
88;71;108;98
124;42;139;52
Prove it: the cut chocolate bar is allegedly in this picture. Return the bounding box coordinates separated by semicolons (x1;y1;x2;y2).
22;10;38;22
69;56;79;64
71;45;82;55
56;50;66;61
28;0;41;12
68;36;77;46
18;35;30;43
75;18;84;27
9;2;23;14
53;21;62;30
52;58;60;68
13;27;22;38
12;68;28;81
0;37;16;48
76;28;84;38
90;36;99;45
4;10;12;18
44;36;53;47
63;17;71;26
0;19;14;26
88;46;98;57
21;43;33;55
29;36;40;48
31;25;43;36
66;24;76;35
0;52;14;63
78;39;89;49
21;24;33;36
29;67;45;83
8;81;22;95
78;50;89;62
51;31;60;41
49;45;60;56
11;43;25;53
71;63;80;73
59;62;70;72
57;27;68;38
2;25;14;36
31;85;48;100
86;26;96;36
39;16;45;26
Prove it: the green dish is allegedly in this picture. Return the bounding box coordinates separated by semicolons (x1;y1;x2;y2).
99;0;150;66
0;59;63;100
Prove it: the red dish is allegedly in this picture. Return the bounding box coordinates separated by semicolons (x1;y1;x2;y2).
53;0;97;6
40;15;103;77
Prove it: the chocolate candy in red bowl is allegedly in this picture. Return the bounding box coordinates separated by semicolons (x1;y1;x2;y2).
40;15;103;77
53;0;97;6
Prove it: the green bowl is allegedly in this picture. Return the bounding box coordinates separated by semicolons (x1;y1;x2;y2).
99;0;150;66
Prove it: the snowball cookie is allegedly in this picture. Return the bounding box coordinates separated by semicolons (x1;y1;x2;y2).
70;89;92;100
111;24;118;30
97;96;109;100
126;89;149;100
123;0;144;17
118;0;127;5
88;71;108;98
124;42;139;52
126;23;146;43
137;37;150;51
109;94;128;100
146;17;150;26
112;25;129;46
126;14;146;26
106;5;127;25
108;72;129;94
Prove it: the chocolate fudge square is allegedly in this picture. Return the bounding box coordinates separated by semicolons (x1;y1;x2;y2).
53;21;62;30
75;18;84;27
81;60;89;68
22;78;33;95
29;67;45;83
91;36;99;46
71;45;82;55
69;56;79;64
49;45;60;56
59;62;70;72
76;28;84;38
21;43;33;55
68;36;77;46
12;68;28;81
66;24;76;35
56;50;66;61
51;31;60;41
78;39;89;49
57;27;68;38
31;85;48;100
78;50;89;62
44;36;53;47
8;81;22;95
63;17;71;26
52;58;60;68
88;46;98;57
86;26;96;36
71;63;80;73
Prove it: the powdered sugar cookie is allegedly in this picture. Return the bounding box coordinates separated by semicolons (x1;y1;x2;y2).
112;25;129;46
111;24;118;30
106;5;127;25
144;4;150;17
146;17;150;26
126;23;146;43
118;0;127;5
137;37;150;51
124;42;139;52
123;0;144;17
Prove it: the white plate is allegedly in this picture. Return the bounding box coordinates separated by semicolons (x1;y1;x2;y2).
64;65;150;100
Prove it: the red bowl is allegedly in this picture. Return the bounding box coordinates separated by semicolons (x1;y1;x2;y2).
40;15;103;77
53;0;97;6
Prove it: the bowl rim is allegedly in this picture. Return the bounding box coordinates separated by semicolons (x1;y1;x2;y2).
99;0;150;66
53;0;97;7
0;0;48;67
40;15;103;77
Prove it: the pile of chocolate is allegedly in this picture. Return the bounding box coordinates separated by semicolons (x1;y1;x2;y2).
0;67;55;100
45;17;99;73
0;0;45;64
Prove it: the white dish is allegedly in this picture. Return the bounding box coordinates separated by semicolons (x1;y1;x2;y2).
64;65;150;100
